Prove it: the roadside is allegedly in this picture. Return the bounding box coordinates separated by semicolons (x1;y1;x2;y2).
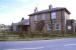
0;32;76;41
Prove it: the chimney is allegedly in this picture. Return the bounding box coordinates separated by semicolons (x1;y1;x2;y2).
21;17;24;21
34;7;38;13
49;4;53;10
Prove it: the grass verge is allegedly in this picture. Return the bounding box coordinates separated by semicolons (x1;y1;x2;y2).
0;32;76;41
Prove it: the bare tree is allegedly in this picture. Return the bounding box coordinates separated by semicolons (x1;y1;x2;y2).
35;20;45;32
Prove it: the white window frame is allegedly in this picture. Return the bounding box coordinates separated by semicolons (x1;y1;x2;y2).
31;16;34;21
34;15;37;21
51;12;56;19
67;26;72;30
55;23;61;30
52;19;57;24
47;24;51;32
42;14;45;20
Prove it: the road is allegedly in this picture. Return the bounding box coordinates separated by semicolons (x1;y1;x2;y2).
0;38;76;50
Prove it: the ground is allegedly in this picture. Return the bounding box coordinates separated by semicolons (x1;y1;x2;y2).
0;38;76;50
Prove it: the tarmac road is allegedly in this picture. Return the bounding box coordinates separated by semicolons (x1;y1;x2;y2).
0;38;76;50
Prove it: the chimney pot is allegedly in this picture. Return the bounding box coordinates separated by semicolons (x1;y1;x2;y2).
34;7;38;13
49;4;53;10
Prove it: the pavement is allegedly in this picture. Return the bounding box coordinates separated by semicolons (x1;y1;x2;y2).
0;38;76;50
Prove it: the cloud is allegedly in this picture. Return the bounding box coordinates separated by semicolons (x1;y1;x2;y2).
0;0;75;25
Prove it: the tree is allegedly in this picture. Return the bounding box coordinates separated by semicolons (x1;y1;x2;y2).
35;20;45;32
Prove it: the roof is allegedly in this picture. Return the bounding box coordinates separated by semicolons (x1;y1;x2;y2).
12;19;30;26
29;7;71;16
18;19;29;25
67;19;75;23
12;23;19;26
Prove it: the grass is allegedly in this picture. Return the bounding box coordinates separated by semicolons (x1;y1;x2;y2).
0;32;76;41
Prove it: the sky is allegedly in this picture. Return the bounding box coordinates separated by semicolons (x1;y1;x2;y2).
0;0;75;25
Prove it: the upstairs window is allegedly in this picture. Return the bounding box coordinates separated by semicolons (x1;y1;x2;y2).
42;14;46;20
51;12;56;19
52;19;57;24
30;16;34;21
34;15;37;21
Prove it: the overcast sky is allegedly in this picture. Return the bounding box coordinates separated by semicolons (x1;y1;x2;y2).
0;0;75;25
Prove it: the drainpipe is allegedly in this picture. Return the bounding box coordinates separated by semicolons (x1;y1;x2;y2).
49;4;53;33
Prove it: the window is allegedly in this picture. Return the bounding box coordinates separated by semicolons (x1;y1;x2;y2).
47;24;52;32
51;12;56;19
37;15;41;21
34;15;37;21
55;23;61;30
1;26;3;28
42;14;46;20
52;19;57;24
31;16;34;21
67;26;71;30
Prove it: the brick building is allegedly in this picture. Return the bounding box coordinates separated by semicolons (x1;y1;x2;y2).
29;5;75;34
